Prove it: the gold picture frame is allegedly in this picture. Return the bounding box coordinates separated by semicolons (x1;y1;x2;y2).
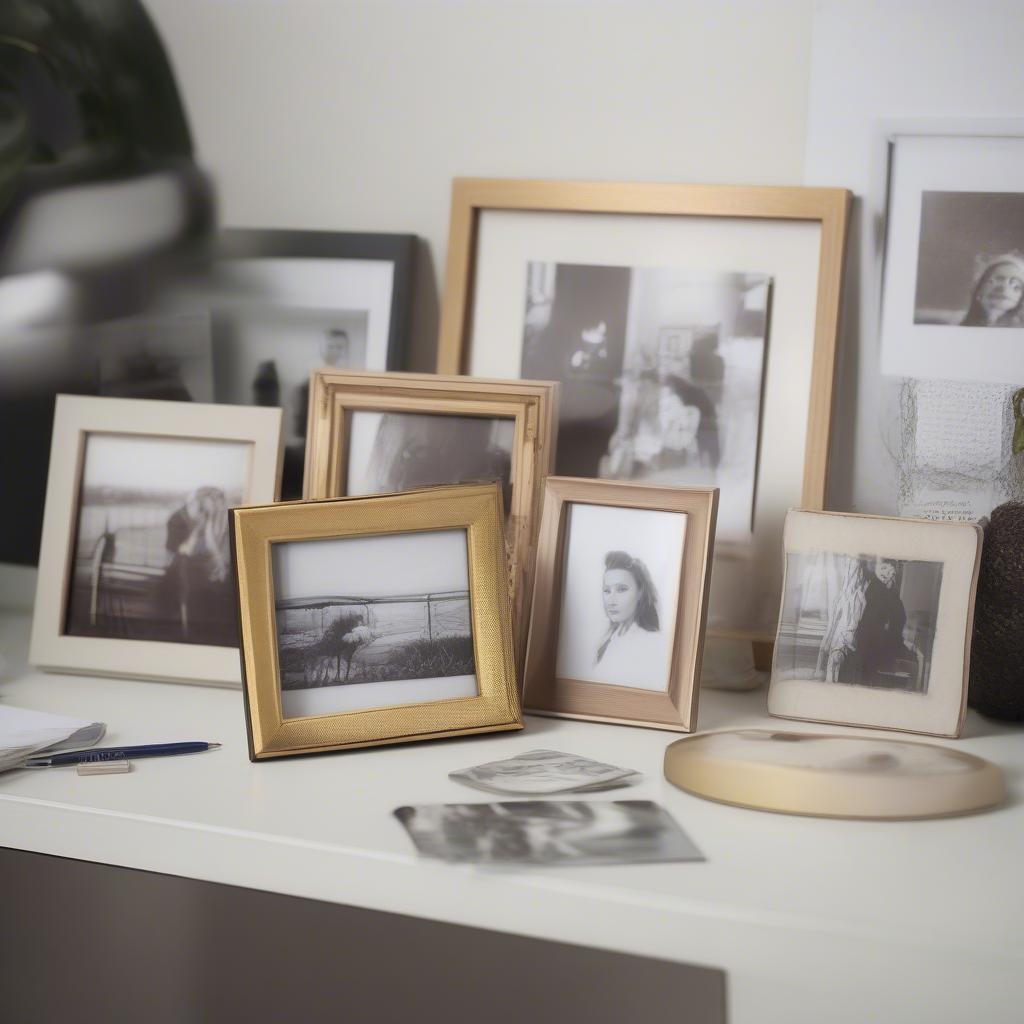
523;477;718;732
303;369;558;674
437;177;851;651
233;482;521;760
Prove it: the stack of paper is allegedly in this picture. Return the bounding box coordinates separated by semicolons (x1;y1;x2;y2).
0;705;106;772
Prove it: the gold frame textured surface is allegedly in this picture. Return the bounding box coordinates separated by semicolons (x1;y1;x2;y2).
523;477;718;732
233;482;521;760
437;177;851;650
303;370;558;675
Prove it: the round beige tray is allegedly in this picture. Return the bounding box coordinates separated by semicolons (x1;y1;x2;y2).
664;729;1005;819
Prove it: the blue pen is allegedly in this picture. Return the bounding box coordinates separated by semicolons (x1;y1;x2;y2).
24;741;222;767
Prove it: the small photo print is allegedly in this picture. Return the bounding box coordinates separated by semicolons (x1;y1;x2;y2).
914;192;1024;328
555;502;687;692
393;800;703;866
775;552;943;694
346;410;515;512
521;261;770;541
272;528;478;718
65;433;250;647
449;749;640;796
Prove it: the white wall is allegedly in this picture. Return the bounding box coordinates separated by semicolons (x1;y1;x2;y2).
804;0;1024;514
142;0;815;369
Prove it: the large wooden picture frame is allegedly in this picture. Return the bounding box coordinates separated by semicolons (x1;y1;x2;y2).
303;370;558;673
437;178;850;647
233;482;521;759
523;477;718;732
31;395;283;687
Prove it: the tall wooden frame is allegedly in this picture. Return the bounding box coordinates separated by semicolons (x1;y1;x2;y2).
304;369;557;676
437;178;851;650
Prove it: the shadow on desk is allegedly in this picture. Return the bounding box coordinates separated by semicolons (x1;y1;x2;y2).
0;848;725;1024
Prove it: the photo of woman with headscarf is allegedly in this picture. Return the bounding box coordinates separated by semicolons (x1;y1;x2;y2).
960;254;1024;327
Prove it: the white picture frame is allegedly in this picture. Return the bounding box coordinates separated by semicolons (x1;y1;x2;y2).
879;131;1024;385
30;395;283;687
768;509;983;738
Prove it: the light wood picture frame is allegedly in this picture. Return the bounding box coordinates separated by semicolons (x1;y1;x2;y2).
232;482;521;760
303;369;558;674
523;477;718;732
30;394;283;687
437;178;851;650
768;509;984;738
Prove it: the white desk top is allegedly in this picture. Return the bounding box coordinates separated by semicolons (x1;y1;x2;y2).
1;610;1021;1023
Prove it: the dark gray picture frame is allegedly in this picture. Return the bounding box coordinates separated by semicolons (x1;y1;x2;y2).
217;228;415;371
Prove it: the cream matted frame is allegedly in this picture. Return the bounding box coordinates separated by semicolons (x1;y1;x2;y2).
767;509;983;738
437;178;851;648
303;369;557;673
30;395;283;687
523;477;718;732
233;482;521;760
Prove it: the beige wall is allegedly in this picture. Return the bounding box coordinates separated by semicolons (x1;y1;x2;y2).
143;0;814;369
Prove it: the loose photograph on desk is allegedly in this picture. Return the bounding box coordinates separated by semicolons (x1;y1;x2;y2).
394;800;703;866
523;477;717;732
30;395;283;688
232;482;520;759
768;510;984;738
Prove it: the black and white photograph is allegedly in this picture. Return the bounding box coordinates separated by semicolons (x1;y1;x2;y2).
913;192;1024;328
449;749;640;796
555;502;687;692
65;434;250;648
272;528;479;718
880;134;1024;386
774;551;944;694
93;311;215;403
213;303;370;498
166;246;402;498
346;410;515;511
521;261;770;541
393;800;703;866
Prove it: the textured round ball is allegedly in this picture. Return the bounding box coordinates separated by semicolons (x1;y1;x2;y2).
969;502;1024;720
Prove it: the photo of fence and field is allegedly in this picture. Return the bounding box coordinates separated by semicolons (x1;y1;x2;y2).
275;591;475;689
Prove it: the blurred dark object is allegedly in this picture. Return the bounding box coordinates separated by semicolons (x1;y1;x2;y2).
969;502;1024;721
0;0;215;565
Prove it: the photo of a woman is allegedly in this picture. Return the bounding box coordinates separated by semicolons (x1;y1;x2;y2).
595;551;661;674
162;486;234;646
960;255;1024;327
554;503;686;692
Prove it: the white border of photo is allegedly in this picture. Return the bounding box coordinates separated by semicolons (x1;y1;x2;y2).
879;132;1024;385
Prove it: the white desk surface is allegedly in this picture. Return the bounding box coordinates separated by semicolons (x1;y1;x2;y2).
1;610;1021;1023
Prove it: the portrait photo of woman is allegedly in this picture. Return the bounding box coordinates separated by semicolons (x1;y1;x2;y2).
959;255;1024;327
594;551;662;675
555;502;687;692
